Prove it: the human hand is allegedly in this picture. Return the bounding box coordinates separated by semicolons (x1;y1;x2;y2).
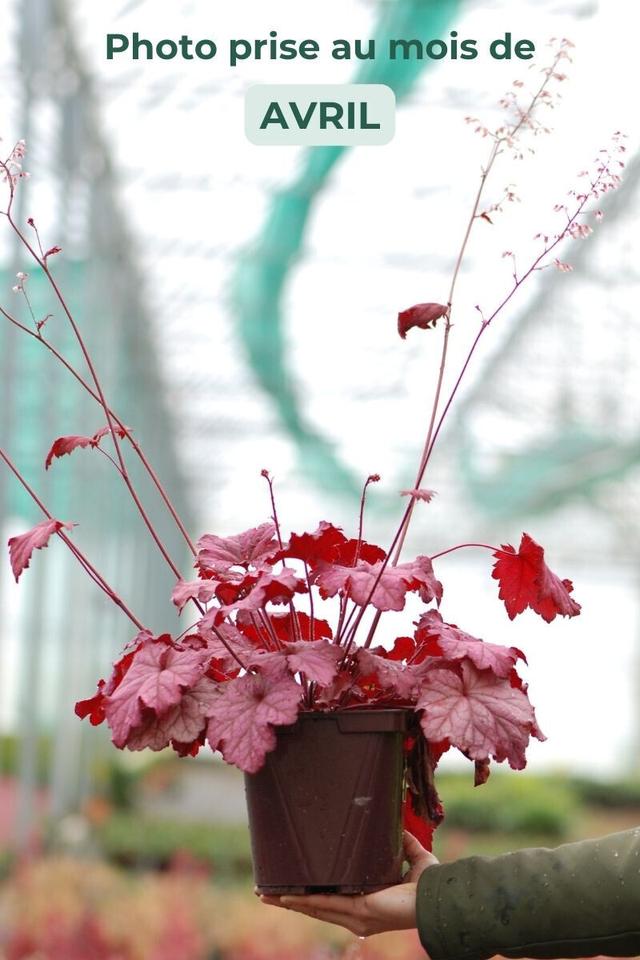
258;830;438;937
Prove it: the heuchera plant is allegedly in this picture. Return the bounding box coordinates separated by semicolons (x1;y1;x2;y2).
0;41;625;847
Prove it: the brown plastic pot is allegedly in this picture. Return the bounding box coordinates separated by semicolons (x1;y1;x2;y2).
244;709;408;895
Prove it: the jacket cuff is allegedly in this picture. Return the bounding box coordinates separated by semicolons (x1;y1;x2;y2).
416;862;466;960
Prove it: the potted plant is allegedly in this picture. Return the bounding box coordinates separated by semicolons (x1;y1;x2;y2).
0;40;624;894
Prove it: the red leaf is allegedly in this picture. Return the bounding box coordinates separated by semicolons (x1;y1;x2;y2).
386;636;416;661
269;611;333;643
278;521;347;567
171;578;219;611
333;538;387;566
75;681;106;725
415;610;525;678
219;568;306;617
284;639;342;685
45;425;131;470
492;533;581;623
8;517;73;581
206;664;301;772
45;435;93;470
398;302;448;340
403;790;436;851
197;522;279;574
104;638;208;748
417;661;545;770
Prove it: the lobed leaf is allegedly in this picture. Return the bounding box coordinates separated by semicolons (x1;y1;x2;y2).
492;533;581;622
206;664;301;773
417;660;545;770
8;517;73;581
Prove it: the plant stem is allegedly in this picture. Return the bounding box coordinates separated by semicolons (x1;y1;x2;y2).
0;304;197;558
0;446;145;630
209;622;249;672
345;54;570;653
1;188;189;580
304;561;315;643
393;57;561;562
429;542;498;561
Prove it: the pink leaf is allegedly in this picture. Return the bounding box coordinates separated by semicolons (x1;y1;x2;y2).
356;647;427;698
104;639;208;748
284;639;342;685
398;302;448;340
314;556;441;612
126;677;219;751
397;555;443;605
416;610;524;679
206;664;301;772
171;578;219;611
219;568;305;617
417;661;544;770
8;517;73;581
197;522;279;575
92;425;131;444
197;617;257;668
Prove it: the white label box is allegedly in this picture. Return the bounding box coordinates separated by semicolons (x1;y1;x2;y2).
245;84;396;146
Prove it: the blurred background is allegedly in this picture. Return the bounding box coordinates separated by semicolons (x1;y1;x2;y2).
1;0;639;957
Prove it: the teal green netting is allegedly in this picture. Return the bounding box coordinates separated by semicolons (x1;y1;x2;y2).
232;0;461;499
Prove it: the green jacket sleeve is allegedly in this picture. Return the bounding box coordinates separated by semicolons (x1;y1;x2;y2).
416;828;640;959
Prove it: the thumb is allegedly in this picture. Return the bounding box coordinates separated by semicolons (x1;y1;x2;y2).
402;830;439;879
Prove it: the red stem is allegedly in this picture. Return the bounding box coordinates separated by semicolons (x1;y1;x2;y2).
0;303;196;556
0;446;145;630
429;542;498;561
1;187;189;580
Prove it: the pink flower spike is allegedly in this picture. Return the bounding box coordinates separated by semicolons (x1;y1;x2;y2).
400;488;437;503
553;259;573;272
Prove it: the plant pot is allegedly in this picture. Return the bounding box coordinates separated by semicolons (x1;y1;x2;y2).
244;709;408;895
